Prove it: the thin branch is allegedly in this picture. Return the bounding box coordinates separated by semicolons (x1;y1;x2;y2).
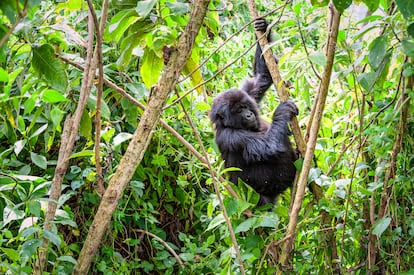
175;90;246;274
86;0;108;196
0;0;29;48
246;0;306;158
278;4;341;269
134;229;184;268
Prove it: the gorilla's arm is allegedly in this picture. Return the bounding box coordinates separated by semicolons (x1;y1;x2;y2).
216;102;298;163
241;18;275;103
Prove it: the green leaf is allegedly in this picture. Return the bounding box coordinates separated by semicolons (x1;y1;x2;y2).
166;2;190;15
0;247;19;261
106;10;140;43
372;217;391;237
87;94;111;119
28;200;41;217
43;230;62;247
69;150;95;159
29;124;48;140
4;206;25;226
57;255;77;265
234;217;258;234
257;213;279;228
309;51;327;67
136;0;158;17
41;89;67;103
395;0;414;19
32;44;68;92
368;36;388;70
30;152;47;169
0;67;9;82
333;0;352;13
113;132;133;148
206;213;225;231
361;0;379;11
14;139;26;156
140;50;163;88
310;0;329;7
183;56;204;94
408;23;414;38
79;110;92;138
401;39;414;58
20;239;42;258
50;107;65;131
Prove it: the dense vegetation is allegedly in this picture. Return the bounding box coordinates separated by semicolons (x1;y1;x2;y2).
0;0;413;274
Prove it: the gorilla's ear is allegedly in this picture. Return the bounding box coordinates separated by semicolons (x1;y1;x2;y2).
209;103;227;125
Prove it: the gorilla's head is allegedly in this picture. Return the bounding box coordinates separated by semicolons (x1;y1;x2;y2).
210;89;260;131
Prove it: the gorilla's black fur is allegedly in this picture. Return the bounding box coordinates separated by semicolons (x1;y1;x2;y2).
209;18;298;205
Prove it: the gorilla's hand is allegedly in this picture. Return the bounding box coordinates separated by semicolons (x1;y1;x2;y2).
254;18;269;33
273;101;298;121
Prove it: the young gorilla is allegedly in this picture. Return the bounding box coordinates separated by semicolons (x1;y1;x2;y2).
210;18;298;206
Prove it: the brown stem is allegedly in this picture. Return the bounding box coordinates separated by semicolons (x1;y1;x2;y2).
175;90;246;274
278;4;341;269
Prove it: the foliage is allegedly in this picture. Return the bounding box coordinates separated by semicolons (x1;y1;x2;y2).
0;0;413;274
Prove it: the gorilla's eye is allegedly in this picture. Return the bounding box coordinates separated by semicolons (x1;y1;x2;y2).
237;105;246;113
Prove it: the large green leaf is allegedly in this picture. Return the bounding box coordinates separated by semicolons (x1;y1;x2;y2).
136;0;157;18
30;152;47;169
373;217;391;237
182;57;204;94
140;50;163;88
395;0;414;19
368;35;388;70
32;44;68;92
106;9;140;43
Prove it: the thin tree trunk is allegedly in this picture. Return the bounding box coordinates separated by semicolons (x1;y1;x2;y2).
35;9;99;273
277;4;341;270
72;0;210;273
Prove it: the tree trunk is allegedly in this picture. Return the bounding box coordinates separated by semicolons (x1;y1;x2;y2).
72;0;211;273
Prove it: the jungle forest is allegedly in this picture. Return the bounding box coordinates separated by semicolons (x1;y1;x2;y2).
0;0;413;274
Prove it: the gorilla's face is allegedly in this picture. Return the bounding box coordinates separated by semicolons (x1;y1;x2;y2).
210;89;260;131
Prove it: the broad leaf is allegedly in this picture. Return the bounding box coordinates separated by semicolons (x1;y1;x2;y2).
373;217;391;237
136;0;157;18
368;36;388;70
30;152;47;169
140;50;163;88
395;0;414;19
20;239;42;258
362;0;379;11
402;39;414;58
32;44;68;92
41;89;68;103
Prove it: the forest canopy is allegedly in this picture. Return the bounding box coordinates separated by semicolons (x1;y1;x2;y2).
0;0;413;274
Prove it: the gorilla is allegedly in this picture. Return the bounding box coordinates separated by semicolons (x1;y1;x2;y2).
209;18;298;206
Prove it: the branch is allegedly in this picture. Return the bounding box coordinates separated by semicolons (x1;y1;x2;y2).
35;8;99;273
134;229;184;268
175;91;246;274
0;0;28;48
73;0;211;272
246;0;306;155
278;4;341;268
